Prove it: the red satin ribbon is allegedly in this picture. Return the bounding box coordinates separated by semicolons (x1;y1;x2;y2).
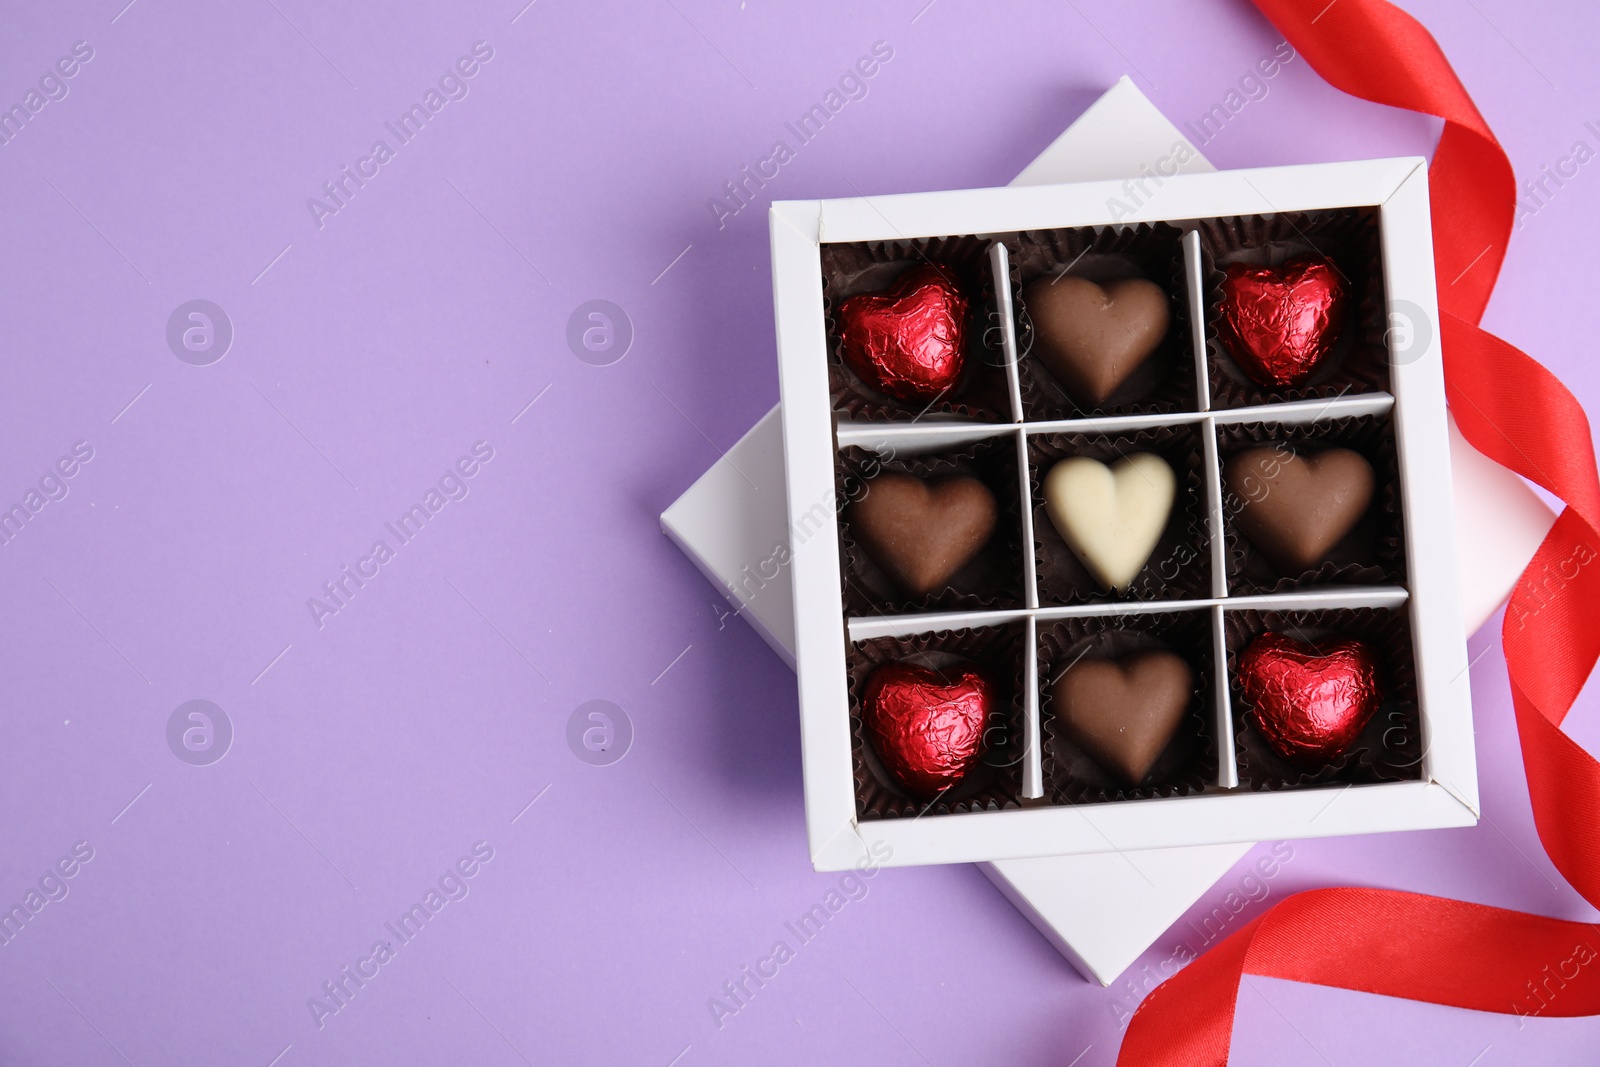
1117;2;1600;1063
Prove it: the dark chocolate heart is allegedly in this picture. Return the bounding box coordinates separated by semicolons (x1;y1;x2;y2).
1225;447;1375;574
1023;276;1170;407
1052;649;1194;786
863;660;995;799
849;473;997;598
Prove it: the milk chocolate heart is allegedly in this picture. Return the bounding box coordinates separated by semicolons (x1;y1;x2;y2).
1053;649;1194;786
862;661;995;799
850;473;997;598
1225;447;1375;573
837;264;969;402
1024;276;1171;407
1042;453;1175;591
1216;256;1347;388
1238;631;1382;768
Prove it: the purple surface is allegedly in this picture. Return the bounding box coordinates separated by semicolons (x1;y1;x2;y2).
2;0;1598;1063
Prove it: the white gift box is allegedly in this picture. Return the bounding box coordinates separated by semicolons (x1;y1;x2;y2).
773;154;1480;868
663;79;1553;982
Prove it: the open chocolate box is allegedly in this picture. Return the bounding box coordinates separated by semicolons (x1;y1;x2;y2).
771;159;1478;871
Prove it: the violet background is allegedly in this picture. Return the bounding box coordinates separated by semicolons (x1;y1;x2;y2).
1;0;1597;1063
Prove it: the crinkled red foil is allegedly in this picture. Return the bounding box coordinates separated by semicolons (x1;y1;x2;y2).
1239;631;1381;768
862;661;992;799
1217;256;1346;388
838;263;968;401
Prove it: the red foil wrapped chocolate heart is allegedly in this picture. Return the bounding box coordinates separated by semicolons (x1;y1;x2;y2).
1217;256;1347;388
861;660;993;799
1239;631;1382;768
837;264;969;402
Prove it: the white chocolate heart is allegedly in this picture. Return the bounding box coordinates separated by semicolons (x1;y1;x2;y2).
1043;453;1176;591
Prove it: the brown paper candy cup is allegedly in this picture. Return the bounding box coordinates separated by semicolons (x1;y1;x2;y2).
1007;222;1197;421
1225;606;1422;792
1029;423;1213;606
1200;209;1390;409
822;235;1011;422
1038;611;1218;804
848;623;1027;820
1216;412;1405;595
836;434;1026;617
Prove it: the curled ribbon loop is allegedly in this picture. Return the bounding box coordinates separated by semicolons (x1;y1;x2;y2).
1118;2;1600;1064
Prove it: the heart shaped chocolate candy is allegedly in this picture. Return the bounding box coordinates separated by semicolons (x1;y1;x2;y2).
1217;256;1347;389
1238;631;1382;767
837;264;969;402
862;660;995;799
1043;453;1175;591
850;473;997;598
1225;447;1375;573
1053;649;1194;786
1024;276;1171;407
